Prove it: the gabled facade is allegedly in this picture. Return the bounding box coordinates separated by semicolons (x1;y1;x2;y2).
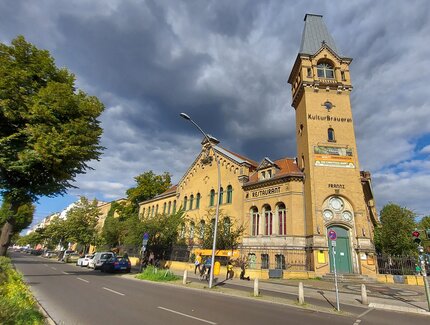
138;14;378;276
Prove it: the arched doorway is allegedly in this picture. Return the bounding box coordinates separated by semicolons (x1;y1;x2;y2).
328;226;352;273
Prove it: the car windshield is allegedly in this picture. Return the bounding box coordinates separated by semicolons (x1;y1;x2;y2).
101;254;112;259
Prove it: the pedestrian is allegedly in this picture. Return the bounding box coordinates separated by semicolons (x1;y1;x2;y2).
204;256;212;280
226;261;234;280
240;264;250;281
194;253;202;274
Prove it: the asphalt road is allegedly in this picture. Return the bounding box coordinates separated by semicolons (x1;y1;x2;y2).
10;252;430;325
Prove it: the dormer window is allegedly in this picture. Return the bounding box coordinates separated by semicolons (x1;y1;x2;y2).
261;171;266;179
317;62;334;79
267;170;272;178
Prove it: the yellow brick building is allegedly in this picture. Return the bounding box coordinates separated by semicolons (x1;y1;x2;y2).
139;14;378;276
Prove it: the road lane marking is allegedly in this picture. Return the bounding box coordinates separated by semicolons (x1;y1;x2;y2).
62;271;70;275
103;287;125;296
77;277;89;283
157;306;217;324
51;267;57;270
43;264;48;267
357;308;374;319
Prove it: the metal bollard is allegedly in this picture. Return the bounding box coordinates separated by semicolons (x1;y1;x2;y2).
298;282;305;304
254;278;259;297
361;284;368;305
183;269;187;285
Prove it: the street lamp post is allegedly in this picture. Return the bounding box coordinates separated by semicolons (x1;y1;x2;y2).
180;113;221;289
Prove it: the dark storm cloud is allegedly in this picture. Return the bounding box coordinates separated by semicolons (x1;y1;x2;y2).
2;0;430;217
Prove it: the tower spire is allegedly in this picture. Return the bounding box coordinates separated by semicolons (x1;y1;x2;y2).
299;14;339;56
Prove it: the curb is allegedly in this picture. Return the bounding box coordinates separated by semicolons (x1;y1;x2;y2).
34;297;56;325
368;303;430;316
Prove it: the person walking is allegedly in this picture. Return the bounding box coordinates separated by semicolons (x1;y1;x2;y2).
194;253;202;274
204;256;212;281
226;261;234;280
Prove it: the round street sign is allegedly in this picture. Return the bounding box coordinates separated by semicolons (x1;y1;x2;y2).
412;231;420;238
328;229;337;240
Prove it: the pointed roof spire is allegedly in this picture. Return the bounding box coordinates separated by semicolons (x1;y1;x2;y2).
299;14;339;56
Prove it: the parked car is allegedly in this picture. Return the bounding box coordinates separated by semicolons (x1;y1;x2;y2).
89;252;116;270
100;256;131;273
59;250;75;262
43;250;58;258
30;249;43;256
65;253;80;263
76;254;94;267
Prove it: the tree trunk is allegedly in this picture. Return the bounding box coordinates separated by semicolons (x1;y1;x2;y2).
0;220;15;256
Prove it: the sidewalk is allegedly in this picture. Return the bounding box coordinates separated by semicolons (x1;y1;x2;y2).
161;268;430;316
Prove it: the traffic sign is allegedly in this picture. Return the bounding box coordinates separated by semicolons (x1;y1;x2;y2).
328;229;337;240
142;232;149;246
412;231;420;238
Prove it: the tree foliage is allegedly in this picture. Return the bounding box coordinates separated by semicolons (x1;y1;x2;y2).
374;203;416;255
101;171;172;249
126;171;171;209
63;197;100;251
199;208;245;251
141;210;185;259
0;36;104;255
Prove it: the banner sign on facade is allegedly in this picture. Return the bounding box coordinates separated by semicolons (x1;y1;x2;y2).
314;145;355;168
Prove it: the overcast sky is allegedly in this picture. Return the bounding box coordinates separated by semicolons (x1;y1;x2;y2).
1;0;430;227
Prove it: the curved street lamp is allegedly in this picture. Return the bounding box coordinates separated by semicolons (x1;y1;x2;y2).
180;112;221;289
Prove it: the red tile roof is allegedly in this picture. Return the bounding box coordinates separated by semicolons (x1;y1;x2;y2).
245;157;303;186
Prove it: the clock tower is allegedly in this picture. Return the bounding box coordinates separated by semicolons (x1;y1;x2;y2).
288;14;375;274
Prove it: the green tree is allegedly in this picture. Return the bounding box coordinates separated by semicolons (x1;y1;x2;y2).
141;210;185;259
42;215;67;249
374;203;416;255
101;171;172;249
200;208;245;251
16;230;43;248
126;171;172;210
63;197;100;252
0;36;104;255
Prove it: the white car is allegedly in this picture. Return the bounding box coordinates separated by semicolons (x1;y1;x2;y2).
76;254;94;267
88;252;115;270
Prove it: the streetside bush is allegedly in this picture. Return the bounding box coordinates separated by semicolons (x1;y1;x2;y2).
136;265;180;282
0;257;44;325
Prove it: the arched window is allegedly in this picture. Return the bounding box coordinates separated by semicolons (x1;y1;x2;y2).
209;189;215;206
219;187;224;204
142;208;145;218
223;217;231;236
226;185;233;204
168;201;171;215
183;196;188;211
189;221;195;239
173;200;177;214
151;206;154;217
199;220;205;239
317;61;335;79
251;207;259;236
189;195;194;210
264;205;273;235
163;202;166;214
196;193;201;209
147;207;151;217
328;128;335;142
277;203;287;235
155;204;159;215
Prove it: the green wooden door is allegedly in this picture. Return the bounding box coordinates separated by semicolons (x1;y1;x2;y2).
328;226;352;273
